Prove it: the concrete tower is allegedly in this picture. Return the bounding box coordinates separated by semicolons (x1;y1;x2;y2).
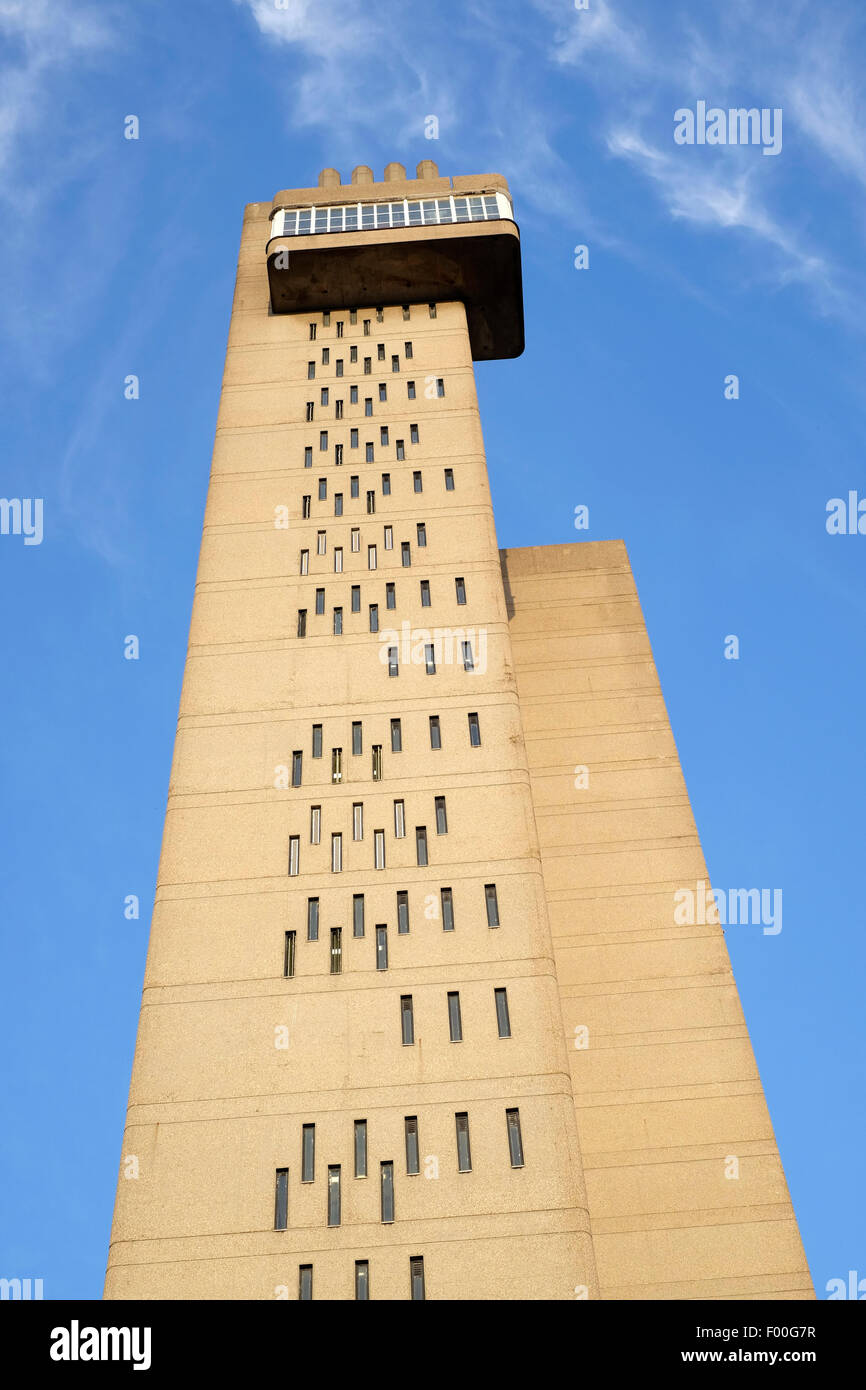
105;164;811;1301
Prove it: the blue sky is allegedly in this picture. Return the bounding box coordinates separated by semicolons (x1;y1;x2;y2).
0;0;864;1299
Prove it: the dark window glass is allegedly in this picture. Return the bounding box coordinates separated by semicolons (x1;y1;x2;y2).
386;582;396;610
381;1161;395;1223
274;1169;288;1230
327;1166;341;1227
435;795;448;834
456;1112;472;1172
400;994;414;1044
292;750;302;787
455;576;466;604
391;718;402;752
302;1124;315;1182
312;723;322;758
416;825;428;866
369;603;379;632
405;1115;419;1175
468;712;481;746
429;715;441;748
299;1265;313;1300
397;890;409;935
353;894;365;938
448;991;462;1042
441;888;454;931
485;883;500;927
410;1256;425;1301
354;1120;367;1177
284;930;296;976
376;924;388;971
352;720;362;755
495;987;511;1038
444;468;454;490
507;1109;524;1167
355;1261;369;1300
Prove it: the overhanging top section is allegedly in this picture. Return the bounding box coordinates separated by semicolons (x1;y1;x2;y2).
265;169;524;360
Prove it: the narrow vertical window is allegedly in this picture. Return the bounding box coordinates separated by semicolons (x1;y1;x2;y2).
308;362;315;379
330;926;342;972
353;802;364;841
455;576;466;604
310;805;321;845
316;530;326;554
354;1120;367;1177
424;644;435;675
365;442;374;463
366;489;376;513
327;1166;341;1227
355;1261;369;1301
351;527;360;551
410;1256;425;1301
335;359;344;378
307;897;319;941
312;723;322;758
388;646;398;677
302;494;312;517
401;541;411;567
309;323;316;340
353;893;365;938
297;610;307;638
320;386;329;405
320;430;328;452
284;930;296;976
407;380;416;399
444;468;454;490
368;544;377;571
410;422;419;442
334;546;343;574
374;829;386;869
402;304;411;320
375;923;388;970
321;348;329;365
404;341;414;359
397;890;409;935
386;582;396;610
417;523;427;547
468;712;481;746
379;382;387;402
455;1112;472;1172
420;579;431;607
365;397;373;417
334;493;343;517
435;795;448;834
331;835;343;875
413;471;422;493
372;745;383;780
400;995;414;1044
299;1265;313;1300
335;402;343;421
302;1124;315;1183
383;524;393;549
428;303;437;318
364;357;371;375
394;799;405;837
369;603;379;632
350;428;359;448
429;715;441;749
416;825;428;866
495;987;512;1038
381;472;391;495
288;835;300;876
350;347;358;365
274;1169;289;1230
506;1108;524;1167
381;1161;395;1223
448;991;462;1042
390;717;402;752
300;549;309;575
405;1116;419;1175
336;320;344;338
332;747;342;783
391;354;399;373
396;440;405;460
350;384;358;404
334;441;344;465
363;319;370;335
333;606;343;635
380;426;389;446
315;588;325;615
377;343;385;361
322;312;330;327
485;883;500;927
350;583;359;612
462;641;474;672
350;474;359;497
441;887;454;931
291;750;303;787
352;720;362;755
436;378;445;397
